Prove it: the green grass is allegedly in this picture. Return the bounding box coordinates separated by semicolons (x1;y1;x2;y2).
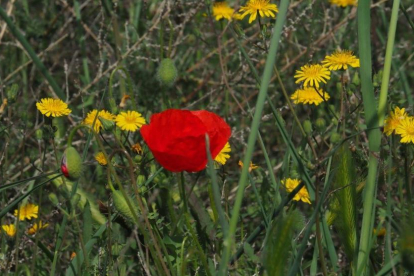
0;0;413;275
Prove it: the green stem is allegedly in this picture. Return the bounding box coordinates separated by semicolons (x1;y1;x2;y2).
218;0;290;273
377;0;401;126
357;0;399;273
0;6;65;100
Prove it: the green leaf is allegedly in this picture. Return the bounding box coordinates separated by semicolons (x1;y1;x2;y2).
82;202;93;243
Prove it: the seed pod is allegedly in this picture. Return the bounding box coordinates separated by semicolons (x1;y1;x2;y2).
112;190;139;222
61;146;82;181
157;58;178;86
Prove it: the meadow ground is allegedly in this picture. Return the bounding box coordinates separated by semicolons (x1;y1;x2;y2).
0;0;413;275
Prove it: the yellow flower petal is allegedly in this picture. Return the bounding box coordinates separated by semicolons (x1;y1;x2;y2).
115;111;146;132
214;142;231;165
36;98;71;117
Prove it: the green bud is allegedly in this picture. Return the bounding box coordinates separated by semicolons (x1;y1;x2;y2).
315;118;326;132
336;82;342;93
71;194;81;207
99;116;115;131
157;58;178;86
373;70;382;88
306;162;315;170
61;146;83;181
290;168;300;179
112;190;139;222
35;129;43;140
137;175;146;186
111;243;124;256
330;132;341;144
303;120;312;135
352;72;360;86
49;193;59;205
6;84;18;102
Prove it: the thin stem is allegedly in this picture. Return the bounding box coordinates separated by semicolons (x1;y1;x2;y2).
0;6;65;100
218;1;290;271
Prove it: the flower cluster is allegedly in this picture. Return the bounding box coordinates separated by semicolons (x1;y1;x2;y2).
292;50;359;106
2;203;48;238
384;107;414;144
212;0;278;23
83;109;146;133
36;99;146;133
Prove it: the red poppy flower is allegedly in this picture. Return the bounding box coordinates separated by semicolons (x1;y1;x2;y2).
140;109;231;172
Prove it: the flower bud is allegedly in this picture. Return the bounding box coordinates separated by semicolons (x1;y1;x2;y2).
352;72;360;86
157;58;178;86
303;120;312;135
61;146;83;181
112;190;139;222
315;118;326;132
48;193;59;205
330;132;341;144
6;84;18;103
35;129;43;140
99;117;115;131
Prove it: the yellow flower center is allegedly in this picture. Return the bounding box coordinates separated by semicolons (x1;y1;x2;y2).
406;125;414;136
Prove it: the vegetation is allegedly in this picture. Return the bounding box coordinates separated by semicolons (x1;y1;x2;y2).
0;0;413;275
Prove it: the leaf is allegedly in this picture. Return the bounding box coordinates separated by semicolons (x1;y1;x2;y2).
82;202;93;243
262;210;304;276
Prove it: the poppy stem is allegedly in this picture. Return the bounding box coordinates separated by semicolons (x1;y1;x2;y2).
178;172;188;214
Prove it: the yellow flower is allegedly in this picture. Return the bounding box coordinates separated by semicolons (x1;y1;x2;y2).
95;152;108;166
294;64;331;88
83;109;116;132
215;142;231;165
213;2;236;21
238;160;259;172
322;50;360;70
281;178;311;204
239;0;278;24
36;98;71;117
2;224;16;237
330;0;357;7
27;221;49;235
14;203;38;221
396;116;414;144
383;107;407;136
115;111;146;132
131;143;143;155
290;87;330;106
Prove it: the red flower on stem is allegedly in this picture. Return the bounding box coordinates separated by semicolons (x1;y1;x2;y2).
140;109;231;172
